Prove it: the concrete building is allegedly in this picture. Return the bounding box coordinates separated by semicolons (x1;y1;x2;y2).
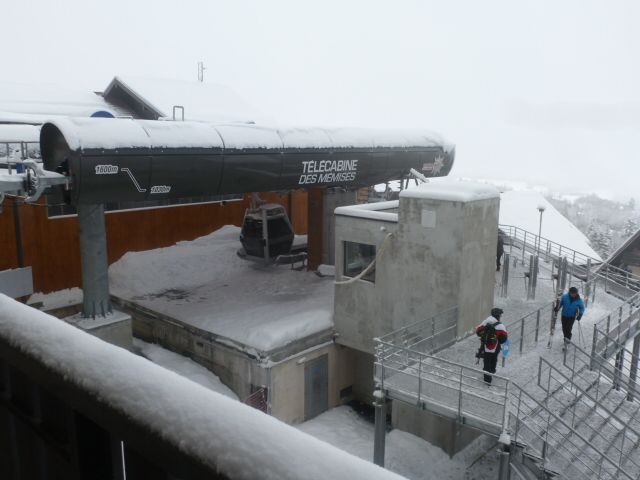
334;180;500;351
332;180;500;452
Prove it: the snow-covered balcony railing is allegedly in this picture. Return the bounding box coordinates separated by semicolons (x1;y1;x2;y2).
0;295;405;480
374;324;510;436
508;382;635;480
537;357;640;476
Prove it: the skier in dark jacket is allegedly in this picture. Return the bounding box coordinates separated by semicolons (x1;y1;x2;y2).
554;286;586;348
496;232;505;271
476;308;508;384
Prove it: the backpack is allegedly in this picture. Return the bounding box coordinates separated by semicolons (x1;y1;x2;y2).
481;322;498;346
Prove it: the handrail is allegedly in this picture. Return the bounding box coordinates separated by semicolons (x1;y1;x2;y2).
592;294;640;358
377;306;458;355
375;337;510;436
537;357;640;474
509;382;635;480
501;224;640;293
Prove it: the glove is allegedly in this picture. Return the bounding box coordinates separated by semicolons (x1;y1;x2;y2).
576;314;582;321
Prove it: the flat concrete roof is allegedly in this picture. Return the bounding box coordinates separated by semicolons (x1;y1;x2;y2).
109;226;335;358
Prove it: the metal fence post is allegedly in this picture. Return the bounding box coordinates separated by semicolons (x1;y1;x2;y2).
519;317;525;353
585;259;592;307
628;335;640;402
417;356;423;405
590;326;598;370
373;389;387;467
535;310;540;343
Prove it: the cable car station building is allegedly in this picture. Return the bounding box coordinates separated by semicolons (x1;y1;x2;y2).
0;77;504;435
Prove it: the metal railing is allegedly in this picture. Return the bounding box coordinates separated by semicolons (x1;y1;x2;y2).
375;337;510;436
500;224;640;296
509;382;635;480
537;357;640;476
376;306;458;356
592;293;640;359
502;301;555;356
565;340;640;414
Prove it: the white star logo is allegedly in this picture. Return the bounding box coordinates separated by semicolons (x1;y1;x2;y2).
422;156;445;175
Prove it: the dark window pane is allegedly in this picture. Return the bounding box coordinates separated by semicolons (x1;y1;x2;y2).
344;241;376;282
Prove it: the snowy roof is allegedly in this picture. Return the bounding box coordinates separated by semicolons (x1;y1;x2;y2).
109;226;335;355
499;190;602;261
0;124;40;142
0;295;405;480
604;228;640;266
104;75;274;124
399;180;500;202
335;200;399;222
43;117;453;153
0;81;127;123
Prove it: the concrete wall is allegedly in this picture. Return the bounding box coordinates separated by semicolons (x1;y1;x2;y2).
126;300;368;424
334;193;499;354
270;343;359;424
392;401;481;457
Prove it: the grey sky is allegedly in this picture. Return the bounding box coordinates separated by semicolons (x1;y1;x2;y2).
3;0;639;199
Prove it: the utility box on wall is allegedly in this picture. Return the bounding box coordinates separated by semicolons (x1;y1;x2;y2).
333;181;500;354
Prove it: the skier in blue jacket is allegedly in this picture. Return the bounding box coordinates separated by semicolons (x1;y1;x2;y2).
554;286;586;348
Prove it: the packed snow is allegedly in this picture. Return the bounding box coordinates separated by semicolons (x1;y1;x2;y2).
45;116;453;153
0;124;40;143
28;287;83;311
109;225;334;354
335;200;399;222
134;338;238;400
0;295;406;480
299;406;499;480
399;180;500;202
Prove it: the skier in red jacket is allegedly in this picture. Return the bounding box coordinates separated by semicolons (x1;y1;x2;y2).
476;308;508;385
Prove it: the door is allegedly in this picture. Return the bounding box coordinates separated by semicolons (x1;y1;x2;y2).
304;355;328;420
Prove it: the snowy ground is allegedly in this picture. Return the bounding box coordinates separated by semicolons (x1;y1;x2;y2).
440;248;623;404
298;406;499;480
133;338;238;400
109;225;334;354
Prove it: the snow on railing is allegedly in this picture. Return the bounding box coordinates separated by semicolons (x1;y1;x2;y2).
537;357;640;475
500;224;640;296
376;306;458;357
592;292;640;359
508;383;635;480
374;334;510;436
0;295;406;480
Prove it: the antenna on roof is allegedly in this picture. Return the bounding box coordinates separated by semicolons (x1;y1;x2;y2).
197;61;206;82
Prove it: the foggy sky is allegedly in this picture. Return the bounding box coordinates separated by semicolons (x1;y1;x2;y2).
2;0;639;199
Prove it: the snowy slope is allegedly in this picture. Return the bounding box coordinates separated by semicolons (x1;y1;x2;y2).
109;225;334;354
499;190;601;260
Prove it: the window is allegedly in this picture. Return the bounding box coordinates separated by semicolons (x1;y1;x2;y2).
344;241;376;282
